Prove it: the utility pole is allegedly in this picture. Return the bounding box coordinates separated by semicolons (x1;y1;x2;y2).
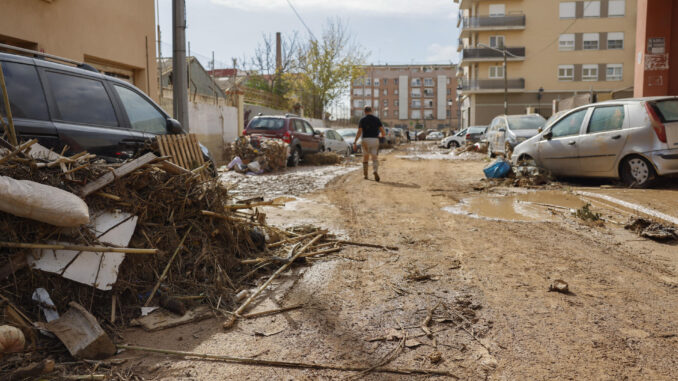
478;43;517;115
172;0;188;131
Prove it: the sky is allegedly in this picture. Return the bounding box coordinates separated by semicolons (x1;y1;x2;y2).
156;0;461;69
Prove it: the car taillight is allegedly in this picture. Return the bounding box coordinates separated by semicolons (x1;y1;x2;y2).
282;130;291;144
645;103;667;143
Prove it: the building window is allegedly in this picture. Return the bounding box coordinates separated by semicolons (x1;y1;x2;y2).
607;32;624;49
394;89;399;95
353;88;363;96
373;78;380;86
489;36;505;49
424;78;434;87
559;2;576;18
489;4;506;17
412;99;422;108
365;88;372;96
582;64;598;81
608;0;625;16
365;100;372;107
558;65;574;81
383;100;388;107
394;78;399;85
424;88;434;97
383;89;388;96
411;88;422;97
383;110;388;118
365;78;371;86
394;100;399;107
353;99;364;108
424;110;434;119
425;100;434;108
489;66;505;79
583;1;601;17
374;90;379;98
411;78;421;86
606;64;623;81
353;79;363;86
411;110;421;119
447;88;451;95
382;79;388;86
583;33;599;50
374;100;379;107
559;34;575;51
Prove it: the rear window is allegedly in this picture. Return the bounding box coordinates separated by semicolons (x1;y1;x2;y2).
508;115;546;130
248;118;285;130
468;127;485;133
0;61;50;120
652;100;678;122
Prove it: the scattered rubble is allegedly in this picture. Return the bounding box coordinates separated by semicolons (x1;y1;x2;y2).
224;135;288;174
302;151;344;165
548;279;570;294
625;218;678;242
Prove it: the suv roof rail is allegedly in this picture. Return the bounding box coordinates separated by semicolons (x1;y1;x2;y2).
285;113;300;117
0;43;99;73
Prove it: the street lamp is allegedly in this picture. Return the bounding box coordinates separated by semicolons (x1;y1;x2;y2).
477;43;520;115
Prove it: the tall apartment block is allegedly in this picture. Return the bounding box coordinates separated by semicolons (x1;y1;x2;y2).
454;0;637;127
350;65;459;131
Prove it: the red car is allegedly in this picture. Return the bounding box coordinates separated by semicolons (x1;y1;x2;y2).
244;115;324;166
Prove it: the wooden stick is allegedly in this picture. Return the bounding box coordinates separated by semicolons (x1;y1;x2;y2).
223;234;324;329
0;241;157;254
110;294;117;324
80;152;157;197
61;163;90;175
225;200;283;210
328;240;399;251
94;192;122;201
144;226;192;307
241;304;303;319
267;230;326;249
241;247;342;265
0;63;18;146
0;139;37;165
201;210;241;222
116;344;457;377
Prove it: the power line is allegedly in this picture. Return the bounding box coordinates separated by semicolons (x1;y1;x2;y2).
285;0;317;41
532;1;595;57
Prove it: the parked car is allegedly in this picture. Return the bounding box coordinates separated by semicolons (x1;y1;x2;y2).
244;115;324;166
465;126;489;144
486;114;546;157
440;128;467;149
392;128;404;144
426;131;444;140
337;128;361;153
0;50;217;169
511;97;678;187
316;127;351;156
383;127;397;146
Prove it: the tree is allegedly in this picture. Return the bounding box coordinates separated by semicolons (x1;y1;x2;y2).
294;18;367;119
248;32;299;96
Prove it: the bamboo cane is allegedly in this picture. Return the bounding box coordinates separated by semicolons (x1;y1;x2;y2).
0;241;157;254
143;226;192;307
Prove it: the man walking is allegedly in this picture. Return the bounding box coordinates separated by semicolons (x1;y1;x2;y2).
354;106;386;182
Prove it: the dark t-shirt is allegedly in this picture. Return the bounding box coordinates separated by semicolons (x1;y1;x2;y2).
359;114;383;138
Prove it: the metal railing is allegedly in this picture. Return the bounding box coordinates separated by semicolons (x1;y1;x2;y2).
460;78;525;91
461;47;525;60
462;14;525;29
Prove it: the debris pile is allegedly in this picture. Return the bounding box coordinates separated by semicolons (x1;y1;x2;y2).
512;165;554;186
302;151;344;166
454;142;488;154
625;218;678;242
224;135;288;174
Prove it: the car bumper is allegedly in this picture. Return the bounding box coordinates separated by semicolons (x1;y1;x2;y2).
649;148;678;175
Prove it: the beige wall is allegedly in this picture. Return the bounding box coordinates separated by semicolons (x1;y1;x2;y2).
0;0;158;100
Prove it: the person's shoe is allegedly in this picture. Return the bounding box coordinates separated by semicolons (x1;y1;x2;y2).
363;162;368;179
374;172;380;182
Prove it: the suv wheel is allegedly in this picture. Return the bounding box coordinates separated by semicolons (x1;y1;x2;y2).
448;141;459;149
288;146;301;167
621;156;655;188
488;144;496;158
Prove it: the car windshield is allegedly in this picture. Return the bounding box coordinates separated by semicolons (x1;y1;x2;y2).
507;115;546;130
653;100;678;122
248;118;285;130
468;127;485;134
337;129;357;138
455;129;468;136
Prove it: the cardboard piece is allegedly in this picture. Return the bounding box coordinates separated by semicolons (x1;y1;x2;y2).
43;302;116;359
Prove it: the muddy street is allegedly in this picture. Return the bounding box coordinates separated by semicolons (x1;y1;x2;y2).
121;142;678;380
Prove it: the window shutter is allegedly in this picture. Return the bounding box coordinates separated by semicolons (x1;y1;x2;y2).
598;64;606;81
575;1;584;18
599;32;608;50
575;33;583;50
573;64;583;81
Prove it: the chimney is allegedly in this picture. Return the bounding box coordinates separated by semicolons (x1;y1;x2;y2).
275;32;282;72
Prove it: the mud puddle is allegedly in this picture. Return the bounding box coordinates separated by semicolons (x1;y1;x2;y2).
261;196;349;238
443;190;586;222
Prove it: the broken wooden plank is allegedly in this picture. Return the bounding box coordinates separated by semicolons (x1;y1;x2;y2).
80;152;157;197
0;241;157;255
0;63;18;146
42;302;116;359
328;240;399;251
130;305;212;332
0;139;37;165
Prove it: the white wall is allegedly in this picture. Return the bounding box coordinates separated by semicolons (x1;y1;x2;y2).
188;102;238;164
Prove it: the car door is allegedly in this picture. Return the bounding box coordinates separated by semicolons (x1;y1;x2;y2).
327;130;340;151
0;60;59;149
41;69;133;158
110;83;170;152
537;108;589;176
495;118;508;152
303;121;321;152
576;105;629;174
486;119;499;150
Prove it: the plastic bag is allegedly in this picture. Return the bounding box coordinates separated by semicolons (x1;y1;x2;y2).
0;176;89;227
483;158;512;179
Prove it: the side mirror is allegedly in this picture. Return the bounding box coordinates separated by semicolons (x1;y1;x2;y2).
538;127;543;133
543;131;553;140
498;128;506;132
166;118;184;134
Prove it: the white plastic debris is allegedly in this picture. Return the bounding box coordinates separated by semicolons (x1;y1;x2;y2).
32;288;59;322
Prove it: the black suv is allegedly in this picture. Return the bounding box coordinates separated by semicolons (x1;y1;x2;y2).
0;51;208;163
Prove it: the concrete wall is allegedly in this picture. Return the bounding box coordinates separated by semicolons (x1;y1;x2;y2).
0;0;158;100
634;0;678;96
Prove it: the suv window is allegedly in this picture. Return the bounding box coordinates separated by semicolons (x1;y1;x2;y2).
0;62;49;120
46;71;118;126
303;121;315;134
248;117;284;130
550;109;587;138
588;106;624;133
113;85;166;134
293;120;305;132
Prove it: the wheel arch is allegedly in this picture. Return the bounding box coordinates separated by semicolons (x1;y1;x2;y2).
617;152;658;179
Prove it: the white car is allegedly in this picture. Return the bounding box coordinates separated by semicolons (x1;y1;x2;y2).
316;128;352;156
440;128;467;149
426;131;444;140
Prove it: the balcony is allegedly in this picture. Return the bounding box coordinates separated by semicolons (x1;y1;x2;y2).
460;47;525;65
457;38;465;52
460;15;526;37
459;78;525;94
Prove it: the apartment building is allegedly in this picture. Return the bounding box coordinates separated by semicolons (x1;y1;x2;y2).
350;65;459;131
0;0;158;100
455;0;636;127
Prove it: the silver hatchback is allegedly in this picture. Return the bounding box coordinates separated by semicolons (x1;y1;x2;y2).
511;97;678;187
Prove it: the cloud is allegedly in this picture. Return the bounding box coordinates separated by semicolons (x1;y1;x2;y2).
211;0;457;17
425;43;458;63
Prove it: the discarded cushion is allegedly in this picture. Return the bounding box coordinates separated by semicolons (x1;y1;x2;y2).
0;175;89;227
483;159;512;179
